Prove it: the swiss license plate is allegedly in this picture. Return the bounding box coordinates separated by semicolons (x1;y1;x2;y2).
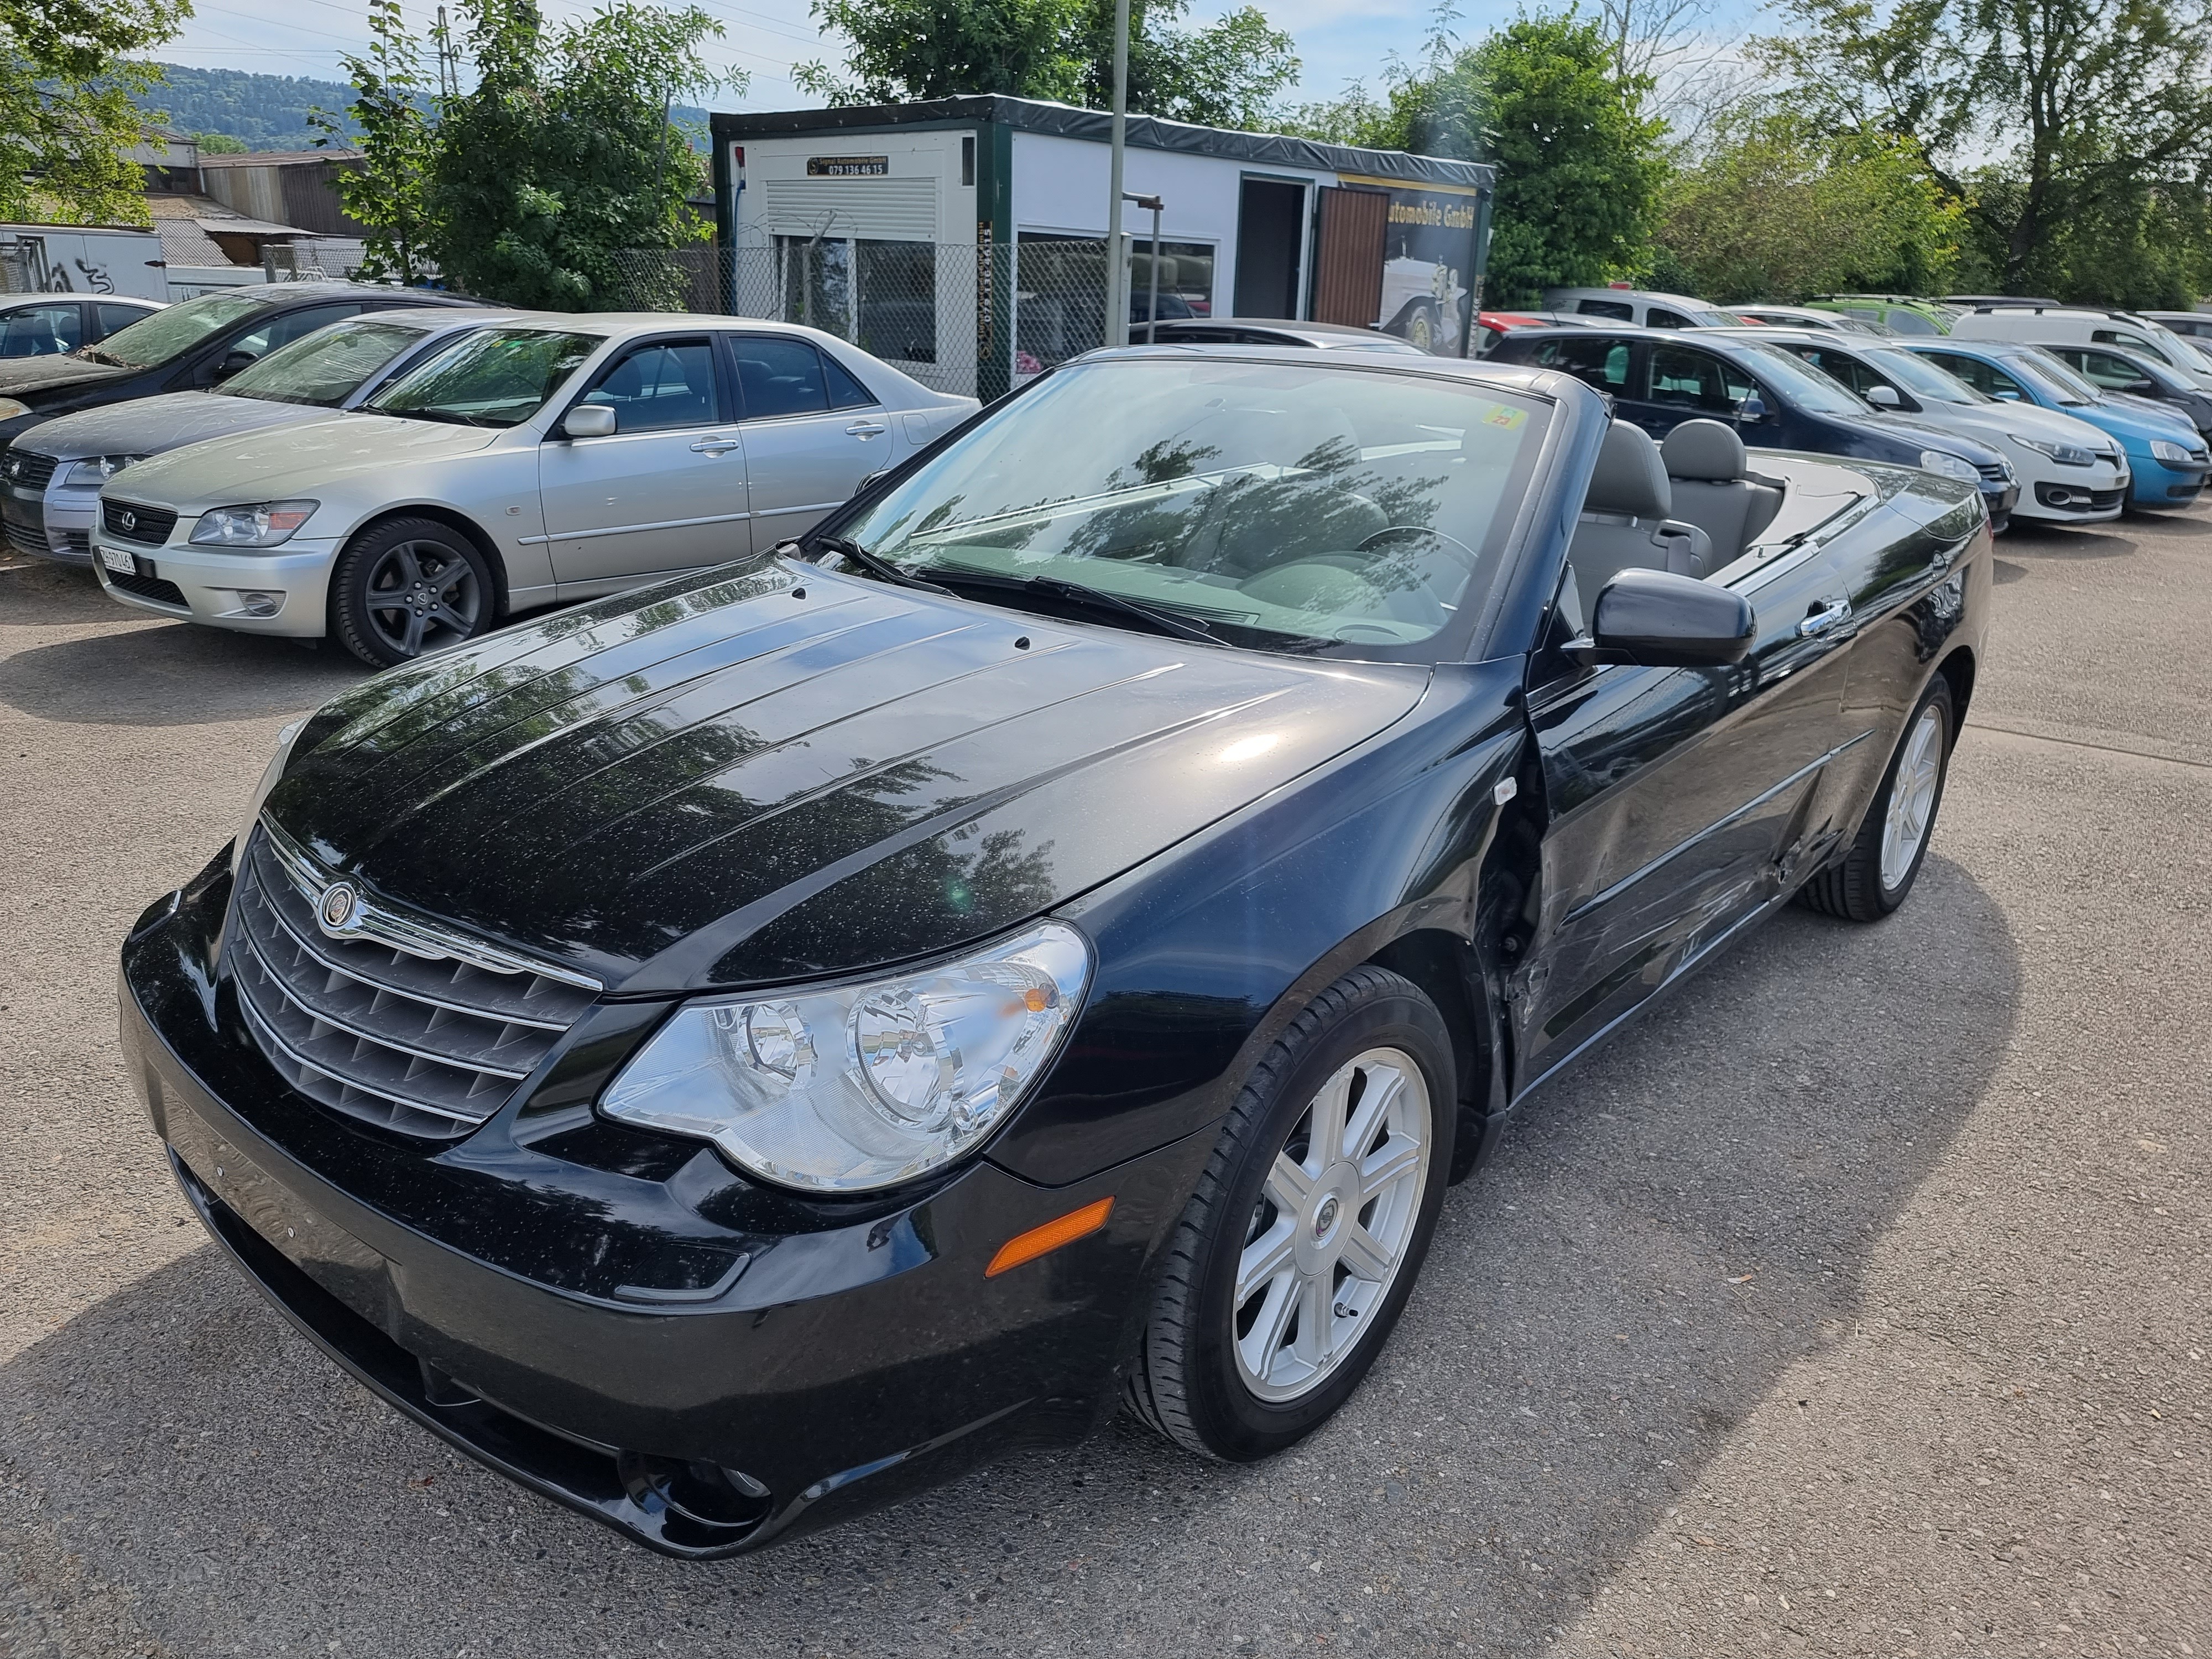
100;544;137;577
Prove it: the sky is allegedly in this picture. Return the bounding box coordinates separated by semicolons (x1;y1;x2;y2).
149;0;1559;114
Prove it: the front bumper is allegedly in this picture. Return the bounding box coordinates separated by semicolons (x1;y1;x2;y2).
2131;455;2207;507
2013;460;2128;522
119;864;1207;1556
2;478;95;564
91;529;340;634
1979;479;2018;533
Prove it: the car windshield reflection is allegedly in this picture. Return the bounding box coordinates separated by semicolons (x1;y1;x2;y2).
839;358;1547;660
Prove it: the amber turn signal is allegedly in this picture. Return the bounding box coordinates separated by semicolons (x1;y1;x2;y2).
985;1196;1114;1277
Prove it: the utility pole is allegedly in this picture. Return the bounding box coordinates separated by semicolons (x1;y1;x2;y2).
1103;0;1130;347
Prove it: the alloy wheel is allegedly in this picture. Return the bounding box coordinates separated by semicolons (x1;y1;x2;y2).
362;539;482;659
1881;702;1945;890
1232;1047;1431;1404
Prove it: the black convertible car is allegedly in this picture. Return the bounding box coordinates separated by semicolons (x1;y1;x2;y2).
119;347;1989;1555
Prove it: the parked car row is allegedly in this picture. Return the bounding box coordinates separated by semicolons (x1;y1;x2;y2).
0;284;979;665
1483;290;2210;518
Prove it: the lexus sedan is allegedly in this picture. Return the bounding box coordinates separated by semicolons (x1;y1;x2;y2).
120;346;1989;1557
3;308;517;566
93;317;979;665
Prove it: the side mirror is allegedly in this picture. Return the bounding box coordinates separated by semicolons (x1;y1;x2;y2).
1865;384;1903;409
216;349;257;380
562;404;617;439
2126;379;2157;396
1575;568;1756;668
1995;388;2022;401
1736;394;1768;423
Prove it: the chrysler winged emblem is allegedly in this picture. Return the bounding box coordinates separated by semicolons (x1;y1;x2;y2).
317;881;359;935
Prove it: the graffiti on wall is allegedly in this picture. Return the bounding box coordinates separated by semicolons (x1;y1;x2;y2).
5;237;117;294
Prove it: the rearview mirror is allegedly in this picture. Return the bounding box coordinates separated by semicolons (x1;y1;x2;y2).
562;404;618;439
1577;568;1756;668
1865;384;1903;409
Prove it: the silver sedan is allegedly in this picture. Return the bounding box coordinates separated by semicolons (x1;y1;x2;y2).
91;315;979;665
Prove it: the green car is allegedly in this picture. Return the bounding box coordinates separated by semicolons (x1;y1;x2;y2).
1801;294;1957;337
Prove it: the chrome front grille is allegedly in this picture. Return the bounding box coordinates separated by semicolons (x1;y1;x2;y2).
231;820;601;1138
4;450;58;492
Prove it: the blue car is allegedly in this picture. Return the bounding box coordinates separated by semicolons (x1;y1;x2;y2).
1488;326;2021;529
1908;340;2209;510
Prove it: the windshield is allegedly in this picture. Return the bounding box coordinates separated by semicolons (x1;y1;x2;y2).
837;357;1550;659
221;318;431;407
1866;347;1989;405
362;327;602;427
2005;351;2098;406
2139;320;2212;374
1741;343;1872;416
83;290;270;369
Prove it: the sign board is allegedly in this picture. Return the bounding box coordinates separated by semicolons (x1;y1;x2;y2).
807;156;890;178
1337;176;1486;357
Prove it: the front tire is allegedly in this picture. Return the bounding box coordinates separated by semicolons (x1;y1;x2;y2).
1799;675;1954;921
329;516;495;668
1125;967;1455;1461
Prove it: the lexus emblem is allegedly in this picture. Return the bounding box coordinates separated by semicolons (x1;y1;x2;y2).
319;882;359;932
119;509;138;532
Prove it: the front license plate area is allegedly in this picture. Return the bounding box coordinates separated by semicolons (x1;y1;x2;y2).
100;544;138;577
168;1109;395;1328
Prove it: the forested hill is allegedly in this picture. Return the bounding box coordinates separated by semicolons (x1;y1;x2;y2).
134;64;712;153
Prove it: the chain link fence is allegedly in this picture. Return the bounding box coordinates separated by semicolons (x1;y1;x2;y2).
603;239;1144;401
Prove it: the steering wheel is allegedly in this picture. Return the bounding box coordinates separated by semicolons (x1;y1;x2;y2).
1355;524;1483;573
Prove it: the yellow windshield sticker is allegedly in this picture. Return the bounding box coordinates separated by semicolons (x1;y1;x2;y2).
1479;403;1527;430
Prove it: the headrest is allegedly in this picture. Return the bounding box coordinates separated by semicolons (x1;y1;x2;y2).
1584;419;1672;519
1662;418;1747;482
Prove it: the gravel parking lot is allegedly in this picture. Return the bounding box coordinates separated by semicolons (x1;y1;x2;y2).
4;504;2207;1658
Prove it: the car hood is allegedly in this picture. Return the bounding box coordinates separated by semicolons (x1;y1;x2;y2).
268;559;1432;994
1928;400;2119;455
0;352;131;401
19;391;348;464
2108;391;2204;430
1863;411;2001;462
106;411;502;511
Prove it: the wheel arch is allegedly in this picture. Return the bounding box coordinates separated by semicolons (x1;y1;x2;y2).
1363;927;1504;1183
1936;643;1976;723
340;505;512;619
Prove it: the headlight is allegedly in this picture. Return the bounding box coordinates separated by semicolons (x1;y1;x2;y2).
2150;439;2198;466
64;454;147;488
231;716;307;874
602;922;1092;1193
2016;436;2095;466
189;499;318;547
1917;449;1981;484
0;398;28;420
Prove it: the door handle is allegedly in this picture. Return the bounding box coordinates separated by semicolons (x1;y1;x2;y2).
1797;597;1853;637
845;420;888;438
690;436;741;455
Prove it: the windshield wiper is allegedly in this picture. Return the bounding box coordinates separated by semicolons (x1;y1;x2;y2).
76;347;128;368
795;535;957;597
925;567;1221;644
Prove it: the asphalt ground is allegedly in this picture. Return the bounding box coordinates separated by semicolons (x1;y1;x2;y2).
2;501;2206;1658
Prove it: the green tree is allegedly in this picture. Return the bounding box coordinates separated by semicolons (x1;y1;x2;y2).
1;0;188;226
425;0;734;307
196;130;248;153
1655;111;1965;302
1297;12;1665;305
795;0;1298;131
310;0;434;283
1759;0;2212;301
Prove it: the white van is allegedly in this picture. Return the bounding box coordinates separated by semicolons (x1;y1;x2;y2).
0;226;168;300
1948;306;2212;390
1542;286;1740;328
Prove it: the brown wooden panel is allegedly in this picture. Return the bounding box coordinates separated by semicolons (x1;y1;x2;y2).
1310;187;1388;328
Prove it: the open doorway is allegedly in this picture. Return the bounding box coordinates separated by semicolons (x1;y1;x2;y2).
1232;178;1306;318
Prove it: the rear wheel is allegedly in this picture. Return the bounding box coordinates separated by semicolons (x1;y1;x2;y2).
1125;967;1454;1461
329;517;494;668
1799;675;1954;921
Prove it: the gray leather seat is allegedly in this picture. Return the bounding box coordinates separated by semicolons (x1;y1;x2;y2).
1568;420;1713;593
1660;420;1784;569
